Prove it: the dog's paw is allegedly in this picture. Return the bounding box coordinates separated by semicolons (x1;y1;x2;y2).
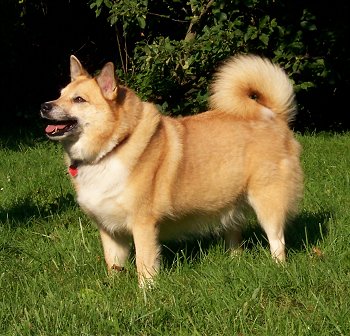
109;264;125;273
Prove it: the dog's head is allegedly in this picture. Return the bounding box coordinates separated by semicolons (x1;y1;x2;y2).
41;55;119;141
40;56;142;163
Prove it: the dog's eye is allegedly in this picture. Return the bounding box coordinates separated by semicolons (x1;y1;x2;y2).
73;96;86;103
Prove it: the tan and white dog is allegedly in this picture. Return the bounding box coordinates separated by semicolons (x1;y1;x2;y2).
41;54;303;286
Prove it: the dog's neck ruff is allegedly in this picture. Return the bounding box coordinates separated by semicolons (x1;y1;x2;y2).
67;136;129;177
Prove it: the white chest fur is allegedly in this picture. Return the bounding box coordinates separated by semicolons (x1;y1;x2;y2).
74;155;130;233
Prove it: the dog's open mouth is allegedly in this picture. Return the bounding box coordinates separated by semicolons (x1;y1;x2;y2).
45;119;78;137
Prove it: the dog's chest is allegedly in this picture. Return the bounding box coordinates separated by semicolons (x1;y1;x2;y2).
73;156;130;231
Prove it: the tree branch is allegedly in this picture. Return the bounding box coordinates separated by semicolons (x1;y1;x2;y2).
185;0;215;41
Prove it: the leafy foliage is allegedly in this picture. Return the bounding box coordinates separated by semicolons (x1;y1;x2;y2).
1;0;349;131
88;0;346;123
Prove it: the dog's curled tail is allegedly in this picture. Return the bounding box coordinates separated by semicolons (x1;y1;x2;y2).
209;54;296;123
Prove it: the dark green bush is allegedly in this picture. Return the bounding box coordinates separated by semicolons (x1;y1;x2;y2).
89;0;349;130
1;0;349;131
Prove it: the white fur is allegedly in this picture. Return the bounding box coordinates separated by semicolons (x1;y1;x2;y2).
75;155;130;233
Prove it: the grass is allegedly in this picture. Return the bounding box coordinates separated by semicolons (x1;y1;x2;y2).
1;132;350;335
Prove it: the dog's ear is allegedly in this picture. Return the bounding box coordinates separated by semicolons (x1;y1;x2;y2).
70;55;88;81
96;62;117;100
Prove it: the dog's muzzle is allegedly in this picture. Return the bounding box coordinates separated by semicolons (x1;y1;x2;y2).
40;102;78;138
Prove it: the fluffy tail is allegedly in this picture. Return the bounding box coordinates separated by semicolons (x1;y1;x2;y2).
209;54;296;123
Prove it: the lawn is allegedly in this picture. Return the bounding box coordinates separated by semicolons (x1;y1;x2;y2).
0;131;349;335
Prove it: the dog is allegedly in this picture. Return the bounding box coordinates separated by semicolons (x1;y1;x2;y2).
40;54;303;286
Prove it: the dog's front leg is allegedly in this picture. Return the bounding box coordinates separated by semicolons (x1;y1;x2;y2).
132;217;160;288
99;227;131;271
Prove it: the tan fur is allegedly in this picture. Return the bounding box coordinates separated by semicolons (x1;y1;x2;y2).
41;54;303;287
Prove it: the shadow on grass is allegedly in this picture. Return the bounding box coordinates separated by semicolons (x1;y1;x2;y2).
242;210;330;252
2;200;330;266
0;193;76;227
161;210;330;268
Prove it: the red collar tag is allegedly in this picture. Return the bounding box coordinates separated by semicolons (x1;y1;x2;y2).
68;165;78;177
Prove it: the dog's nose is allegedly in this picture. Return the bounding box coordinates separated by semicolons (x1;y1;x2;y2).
40;102;52;113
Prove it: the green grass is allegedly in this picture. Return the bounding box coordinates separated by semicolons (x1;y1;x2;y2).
1;132;349;335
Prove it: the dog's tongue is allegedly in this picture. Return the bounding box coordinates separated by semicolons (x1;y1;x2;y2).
45;124;68;134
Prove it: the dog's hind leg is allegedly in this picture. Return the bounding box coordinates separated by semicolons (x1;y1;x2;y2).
223;228;243;255
99;228;131;271
248;187;289;262
247;156;302;262
221;208;245;255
